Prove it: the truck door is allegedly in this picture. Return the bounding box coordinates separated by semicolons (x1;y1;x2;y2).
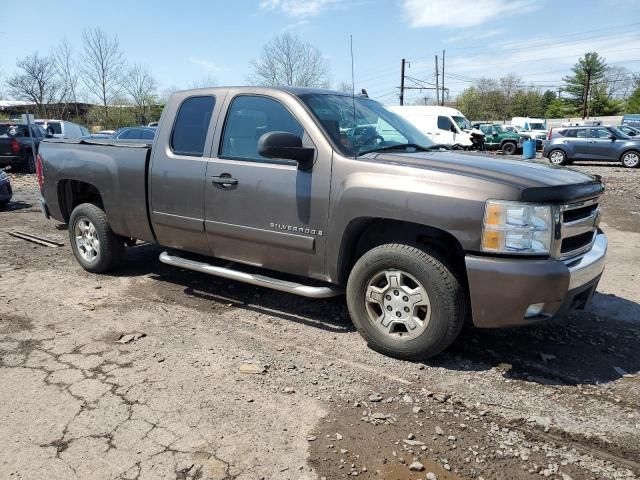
149;93;222;254
203;92;331;279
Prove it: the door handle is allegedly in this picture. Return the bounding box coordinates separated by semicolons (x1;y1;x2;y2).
211;174;238;187
588;141;596;144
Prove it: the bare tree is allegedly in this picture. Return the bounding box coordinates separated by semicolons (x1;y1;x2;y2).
54;38;80;117
6;52;63;117
189;75;218;89
124;63;157;123
249;33;329;87
79;28;125;123
336;81;352;93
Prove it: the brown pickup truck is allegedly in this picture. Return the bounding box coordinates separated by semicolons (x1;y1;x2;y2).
38;87;607;360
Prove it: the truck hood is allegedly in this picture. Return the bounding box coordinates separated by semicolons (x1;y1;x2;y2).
369;150;599;194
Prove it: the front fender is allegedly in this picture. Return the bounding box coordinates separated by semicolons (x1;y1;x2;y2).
325;168;519;282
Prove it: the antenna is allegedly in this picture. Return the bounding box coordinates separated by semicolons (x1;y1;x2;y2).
350;34;356;159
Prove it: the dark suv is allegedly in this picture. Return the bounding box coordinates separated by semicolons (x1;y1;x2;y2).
543;125;640;168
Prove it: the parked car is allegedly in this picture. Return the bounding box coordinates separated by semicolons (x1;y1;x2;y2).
621;114;640;128
474;123;524;154
34;119;86;139
543;125;640;168
618;125;640;137
91;130;115;138
0;169;12;206
112;127;156;141
0;122;44;172
504;125;546;149
511;117;548;135
388;106;484;150
39;86;607;360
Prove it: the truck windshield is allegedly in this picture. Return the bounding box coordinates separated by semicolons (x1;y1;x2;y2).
529;123;545;130
298;94;433;157
452;115;472;130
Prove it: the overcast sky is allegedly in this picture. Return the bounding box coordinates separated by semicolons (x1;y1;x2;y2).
1;0;639;104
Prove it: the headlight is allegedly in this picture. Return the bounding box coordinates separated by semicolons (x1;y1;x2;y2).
482;200;553;255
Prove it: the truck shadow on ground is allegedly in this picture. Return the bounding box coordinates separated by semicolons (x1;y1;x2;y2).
118;243;640;387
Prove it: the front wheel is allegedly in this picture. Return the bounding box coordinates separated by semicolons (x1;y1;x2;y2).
501;142;517;155
346;243;465;360
69;203;124;273
621;150;640;168
548;149;568;165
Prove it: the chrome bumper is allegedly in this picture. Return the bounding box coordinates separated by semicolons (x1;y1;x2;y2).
567;233;607;290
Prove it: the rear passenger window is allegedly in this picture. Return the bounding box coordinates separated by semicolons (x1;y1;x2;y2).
563;129;586;138
171;96;215;156
220;95;303;161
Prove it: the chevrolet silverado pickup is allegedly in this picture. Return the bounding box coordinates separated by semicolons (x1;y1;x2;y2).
37;87;607;360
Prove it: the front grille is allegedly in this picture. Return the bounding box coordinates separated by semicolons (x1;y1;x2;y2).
561;231;595;254
555;197;601;260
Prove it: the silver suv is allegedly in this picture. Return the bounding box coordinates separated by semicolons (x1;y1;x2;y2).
543;125;640;168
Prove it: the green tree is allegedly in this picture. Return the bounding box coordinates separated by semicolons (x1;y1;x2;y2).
627;86;640;113
562;52;607;118
541;90;556;113
545;98;576;118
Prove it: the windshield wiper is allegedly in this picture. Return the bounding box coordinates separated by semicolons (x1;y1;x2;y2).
357;143;444;156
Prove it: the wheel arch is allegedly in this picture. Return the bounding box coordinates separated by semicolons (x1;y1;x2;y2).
619;148;640;163
336;217;467;286
57;179;104;223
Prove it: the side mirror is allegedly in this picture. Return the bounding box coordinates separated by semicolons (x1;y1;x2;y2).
45;132;54;139
258;131;315;170
609;134;616;140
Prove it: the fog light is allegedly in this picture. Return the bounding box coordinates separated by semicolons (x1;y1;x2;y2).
525;303;545;318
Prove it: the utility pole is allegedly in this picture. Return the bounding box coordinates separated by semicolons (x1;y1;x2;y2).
441;50;445;106
582;67;592;119
435;55;440;106
400;58;406;106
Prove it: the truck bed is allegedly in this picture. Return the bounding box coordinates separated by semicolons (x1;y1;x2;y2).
39;138;156;243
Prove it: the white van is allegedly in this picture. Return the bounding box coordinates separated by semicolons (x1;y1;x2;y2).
387;106;484;149
511;117;548;136
34;119;88;139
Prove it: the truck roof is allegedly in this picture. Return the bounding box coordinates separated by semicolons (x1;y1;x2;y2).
174;86;355;98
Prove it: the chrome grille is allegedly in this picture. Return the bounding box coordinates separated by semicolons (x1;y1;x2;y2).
553;197;601;260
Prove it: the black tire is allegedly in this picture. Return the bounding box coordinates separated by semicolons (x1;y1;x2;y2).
548;149;568;166
346;243;466;360
621;150;640;168
501;142;517;155
68;203;124;273
16;150;36;173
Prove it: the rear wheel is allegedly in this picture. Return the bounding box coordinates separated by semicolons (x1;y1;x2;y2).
501;142;516;155
549;149;567;165
346;243;465;360
621;150;640;168
16;150;36;173
69;203;124;273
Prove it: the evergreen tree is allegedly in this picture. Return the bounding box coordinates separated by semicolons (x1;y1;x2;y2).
562;52;607;118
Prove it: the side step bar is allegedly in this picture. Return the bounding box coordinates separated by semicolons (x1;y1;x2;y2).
159;252;343;299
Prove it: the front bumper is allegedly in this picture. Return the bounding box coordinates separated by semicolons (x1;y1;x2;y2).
465;233;607;328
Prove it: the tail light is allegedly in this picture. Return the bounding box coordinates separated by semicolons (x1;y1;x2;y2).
10;138;19;154
547;129;552;141
36;154;44;191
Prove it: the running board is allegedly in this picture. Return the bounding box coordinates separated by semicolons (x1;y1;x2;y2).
159;252;343;299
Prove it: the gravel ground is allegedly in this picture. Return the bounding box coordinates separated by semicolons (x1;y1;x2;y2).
0;163;638;480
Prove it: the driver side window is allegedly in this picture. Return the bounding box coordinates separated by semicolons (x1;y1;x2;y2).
437;116;453;131
220;95;304;162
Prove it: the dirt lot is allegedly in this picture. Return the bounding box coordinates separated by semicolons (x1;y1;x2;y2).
0;159;639;480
